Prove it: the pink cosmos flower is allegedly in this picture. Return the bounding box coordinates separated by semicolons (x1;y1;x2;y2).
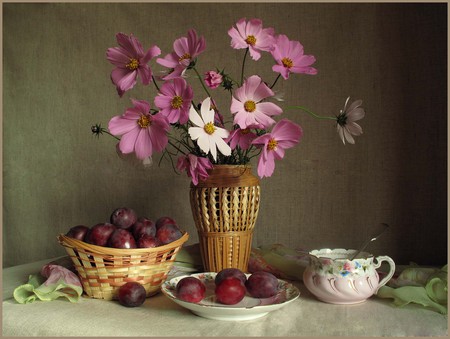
228;18;275;61
108;99;169;160
154;77;193;124
271;34;317;80
226;127;258;151
336;97;365;144
106;33;161;97
157;29;206;80
252;119;303;178
176;154;213;186
230;75;282;129
204;70;223;89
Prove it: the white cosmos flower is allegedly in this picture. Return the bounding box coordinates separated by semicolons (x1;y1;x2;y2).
188;97;231;161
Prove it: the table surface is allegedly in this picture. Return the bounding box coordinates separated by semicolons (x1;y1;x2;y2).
2;257;448;337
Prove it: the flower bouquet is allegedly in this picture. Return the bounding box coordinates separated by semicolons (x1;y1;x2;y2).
92;18;366;271
93;17;365;182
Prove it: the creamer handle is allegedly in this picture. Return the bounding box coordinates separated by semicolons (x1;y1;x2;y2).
373;255;396;293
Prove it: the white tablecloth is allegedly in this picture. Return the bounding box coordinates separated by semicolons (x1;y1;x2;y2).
2;257;448;337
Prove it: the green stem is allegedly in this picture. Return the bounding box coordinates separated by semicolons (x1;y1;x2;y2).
99;128;120;141
152;75;160;92
168;140;188;155
192;66;211;98
240;48;249;86
270;74;281;89
285;106;336;121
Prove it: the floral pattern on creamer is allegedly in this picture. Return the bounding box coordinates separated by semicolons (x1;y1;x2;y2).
311;257;375;278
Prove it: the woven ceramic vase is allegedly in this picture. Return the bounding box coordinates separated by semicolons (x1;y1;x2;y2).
189;165;261;272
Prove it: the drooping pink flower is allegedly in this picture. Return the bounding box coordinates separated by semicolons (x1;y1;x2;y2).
108;99;169;160
106;33;161;97
176;154;213;185
230;75;282;129
336;97;365;144
154;78;193;124
226;127;258;151
252;119;303;178
156;29;206;80
204;70;223;89
228;18;275;61
271;34;317;80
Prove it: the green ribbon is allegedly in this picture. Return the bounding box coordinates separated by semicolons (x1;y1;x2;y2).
13;274;82;304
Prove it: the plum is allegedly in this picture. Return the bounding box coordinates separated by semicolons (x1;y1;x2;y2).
137;234;161;248
66;225;89;241
108;229;137;249
84;223;116;247
131;217;156;239
110;207;138;229
155;216;177;230
156;223;182;245
245;271;279;298
215;277;246;305
215;268;247;286
117;282;146;307
176;277;206;303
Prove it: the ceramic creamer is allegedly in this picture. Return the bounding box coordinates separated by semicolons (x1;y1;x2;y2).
303;248;395;304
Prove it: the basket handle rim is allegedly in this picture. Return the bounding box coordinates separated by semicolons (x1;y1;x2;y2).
57;231;189;255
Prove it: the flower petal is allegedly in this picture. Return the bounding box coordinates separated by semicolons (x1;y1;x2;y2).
200;98;214;123
189;106;204;128
346;122;363;136
142;45;161;63
188;126;204;141
113;68;137;92
272;119;303;143
347;107;365;122
244;75;262;99
255;102;282;117
106;47;131;66
252;82;274;102
118;127;140;154
108;116;138;136
214;135;232;157
134;129;153;159
346;99;363;113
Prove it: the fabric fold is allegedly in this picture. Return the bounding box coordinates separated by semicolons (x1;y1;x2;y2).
13;264;83;304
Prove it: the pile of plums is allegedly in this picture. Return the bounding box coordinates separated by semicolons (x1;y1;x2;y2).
176;268;279;305
65;207;183;249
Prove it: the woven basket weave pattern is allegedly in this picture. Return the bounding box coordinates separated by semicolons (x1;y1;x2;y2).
189;165;260;272
190;186;260;233
58;232;188;300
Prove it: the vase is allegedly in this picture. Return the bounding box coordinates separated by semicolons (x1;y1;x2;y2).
189;165;261;272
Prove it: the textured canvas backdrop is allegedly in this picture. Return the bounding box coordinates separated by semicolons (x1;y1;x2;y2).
3;3;447;267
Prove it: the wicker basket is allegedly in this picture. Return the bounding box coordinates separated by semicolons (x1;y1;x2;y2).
57;232;189;300
189;165;260;272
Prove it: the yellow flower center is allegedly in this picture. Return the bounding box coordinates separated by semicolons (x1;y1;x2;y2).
179;53;191;61
281;57;293;68
267;138;278;151
126;58;139;70
244;100;256;112
241;128;250;135
171;96;183;109
203;122;216;135
137;114;151;128
245;35;257;46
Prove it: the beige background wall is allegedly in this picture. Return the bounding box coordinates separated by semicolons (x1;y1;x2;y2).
3;3;447;268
